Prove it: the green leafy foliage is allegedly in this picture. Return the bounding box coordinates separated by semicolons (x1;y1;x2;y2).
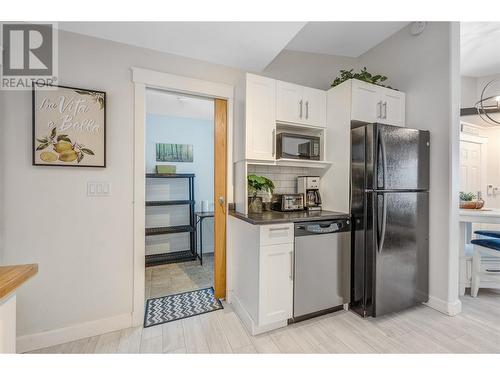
459;192;476;201
331;67;393;89
247;174;275;197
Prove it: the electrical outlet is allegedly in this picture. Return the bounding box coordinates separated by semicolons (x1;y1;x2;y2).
87;182;111;197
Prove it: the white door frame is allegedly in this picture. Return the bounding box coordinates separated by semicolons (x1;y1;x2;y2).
131;67;234;326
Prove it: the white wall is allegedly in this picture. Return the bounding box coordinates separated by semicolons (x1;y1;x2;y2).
145;113;214;254
359;22;461;314
262;49;358;90
461;73;500;108
1;29;243;346
461;76;478;108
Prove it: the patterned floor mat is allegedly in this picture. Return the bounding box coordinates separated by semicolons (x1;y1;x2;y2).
144;287;223;328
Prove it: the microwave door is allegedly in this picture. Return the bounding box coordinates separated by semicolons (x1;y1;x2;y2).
298;142;311;158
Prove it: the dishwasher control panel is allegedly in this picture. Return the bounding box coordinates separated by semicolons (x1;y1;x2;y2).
295;219;351;236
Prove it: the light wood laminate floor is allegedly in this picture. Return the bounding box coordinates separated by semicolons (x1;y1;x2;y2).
28;288;500;354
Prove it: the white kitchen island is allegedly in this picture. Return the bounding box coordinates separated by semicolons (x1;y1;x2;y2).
459;209;500;295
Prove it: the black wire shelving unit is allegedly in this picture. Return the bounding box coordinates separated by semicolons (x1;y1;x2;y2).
145;173;197;267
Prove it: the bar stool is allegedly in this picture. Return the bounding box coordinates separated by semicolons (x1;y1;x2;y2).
470;235;500;297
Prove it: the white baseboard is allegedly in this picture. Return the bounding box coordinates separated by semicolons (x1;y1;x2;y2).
17;313;132;353
425;295;462;316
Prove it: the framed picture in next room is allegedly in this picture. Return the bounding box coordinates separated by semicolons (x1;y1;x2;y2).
32;84;106;167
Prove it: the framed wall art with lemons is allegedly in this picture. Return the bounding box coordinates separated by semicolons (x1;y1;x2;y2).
32;84;106;167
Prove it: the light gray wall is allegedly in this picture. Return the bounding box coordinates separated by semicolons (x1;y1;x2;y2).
461;76;477;108
359;22;460;309
1;29;244;338
262;49;358;90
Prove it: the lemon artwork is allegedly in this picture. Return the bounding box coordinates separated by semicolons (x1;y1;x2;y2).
36;127;95;164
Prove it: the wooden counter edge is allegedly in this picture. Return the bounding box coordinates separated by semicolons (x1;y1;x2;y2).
0;264;38;300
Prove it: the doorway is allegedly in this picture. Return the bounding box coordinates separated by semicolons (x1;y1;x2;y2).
132;68;233;326
144;89;215;300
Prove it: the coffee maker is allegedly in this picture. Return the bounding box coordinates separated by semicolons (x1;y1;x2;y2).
297;176;322;211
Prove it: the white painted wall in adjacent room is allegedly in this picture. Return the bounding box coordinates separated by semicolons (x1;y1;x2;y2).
359;22;461;314
145;113;214;255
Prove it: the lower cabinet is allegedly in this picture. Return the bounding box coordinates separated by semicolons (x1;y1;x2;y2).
259;243;294;326
228;217;294;335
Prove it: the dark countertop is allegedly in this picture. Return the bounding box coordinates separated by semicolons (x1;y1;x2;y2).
229;209;350;225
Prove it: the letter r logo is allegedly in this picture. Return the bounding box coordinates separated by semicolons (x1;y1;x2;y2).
2;24;53;76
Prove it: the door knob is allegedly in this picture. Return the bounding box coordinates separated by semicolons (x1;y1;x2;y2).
218;196;225;205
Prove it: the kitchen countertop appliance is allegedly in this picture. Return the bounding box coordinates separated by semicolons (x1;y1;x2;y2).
351;122;430;318
298;176;322;211
272;194;304;212
291;218;351;322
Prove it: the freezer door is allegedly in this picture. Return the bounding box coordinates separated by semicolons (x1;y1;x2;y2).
372;191;429;316
369;124;430;191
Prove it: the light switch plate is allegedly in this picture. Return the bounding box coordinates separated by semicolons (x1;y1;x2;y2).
87;182;111;197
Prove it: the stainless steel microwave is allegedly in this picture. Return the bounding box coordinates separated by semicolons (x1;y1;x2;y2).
276;133;320;160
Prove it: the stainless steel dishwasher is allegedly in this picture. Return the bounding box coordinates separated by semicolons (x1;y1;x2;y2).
291;218;351;322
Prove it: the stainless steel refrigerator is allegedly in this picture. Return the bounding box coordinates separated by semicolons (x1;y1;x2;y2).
350;123;430;318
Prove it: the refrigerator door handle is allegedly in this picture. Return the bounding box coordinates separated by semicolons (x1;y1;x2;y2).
377;130;388;189
377;193;387;253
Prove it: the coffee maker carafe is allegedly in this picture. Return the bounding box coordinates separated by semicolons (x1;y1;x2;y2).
297;176;322;211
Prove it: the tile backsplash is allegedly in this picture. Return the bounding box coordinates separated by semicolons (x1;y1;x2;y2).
247;165;316;195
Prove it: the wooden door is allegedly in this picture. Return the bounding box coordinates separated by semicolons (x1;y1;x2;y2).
214;98;227;299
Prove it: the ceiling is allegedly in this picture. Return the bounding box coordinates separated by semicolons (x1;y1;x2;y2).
58;22;306;71
146;89;214;120
461;22;500;77
58;22;409;71
285;22;409;57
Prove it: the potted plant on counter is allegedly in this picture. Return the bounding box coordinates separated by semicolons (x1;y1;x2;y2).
459;191;484;209
247;174;275;214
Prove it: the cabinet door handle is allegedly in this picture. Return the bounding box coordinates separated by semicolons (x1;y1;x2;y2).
377;101;382;118
383;101;387;119
269;226;290;231
305;101;309;119
272;129;276;157
289;251;294;280
299;100;303;119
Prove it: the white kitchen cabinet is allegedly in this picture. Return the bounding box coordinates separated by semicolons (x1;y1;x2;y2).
380;88;405;127
351;79;380;123
259;242;294;326
321;79;406;214
351;79;405;127
245;74;276;161
276;81;303;125
303;87;327;127
276;80;326;128
227;217;294;335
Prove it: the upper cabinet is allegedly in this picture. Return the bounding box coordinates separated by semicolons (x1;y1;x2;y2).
351;79;405;127
245;74;276;161
276;81;326;128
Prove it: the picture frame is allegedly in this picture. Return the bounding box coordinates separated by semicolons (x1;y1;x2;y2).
32;83;106;167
